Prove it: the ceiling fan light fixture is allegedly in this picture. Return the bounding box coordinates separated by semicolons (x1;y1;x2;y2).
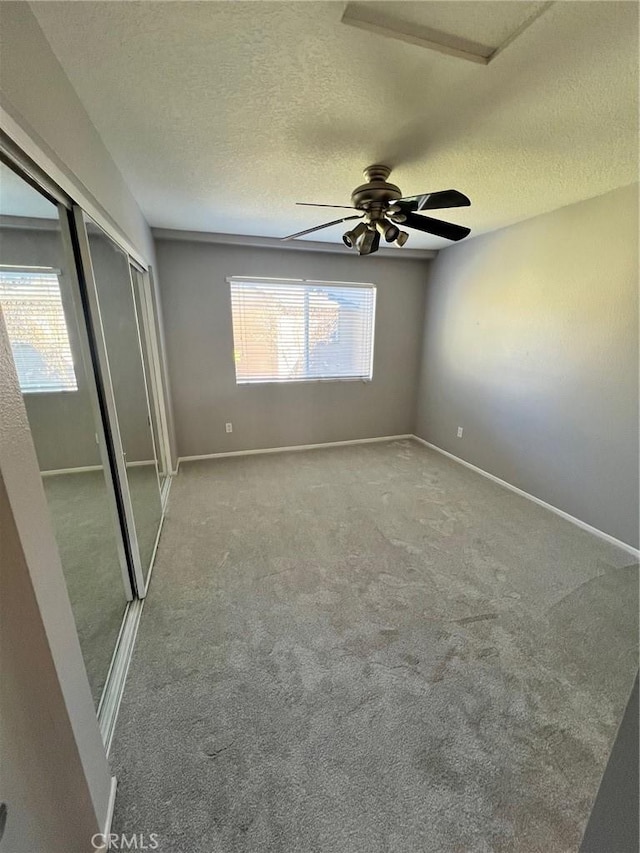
376;219;400;243
395;230;409;247
342;221;367;248
357;228;380;255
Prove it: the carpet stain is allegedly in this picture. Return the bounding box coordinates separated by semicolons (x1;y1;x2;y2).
455;612;499;625
389;538;422;555
202;737;237;758
430;645;460;683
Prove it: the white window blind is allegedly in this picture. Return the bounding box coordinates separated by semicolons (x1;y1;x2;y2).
0;269;78;392
230;279;376;384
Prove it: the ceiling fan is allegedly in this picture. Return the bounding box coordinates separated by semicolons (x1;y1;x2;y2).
281;165;471;255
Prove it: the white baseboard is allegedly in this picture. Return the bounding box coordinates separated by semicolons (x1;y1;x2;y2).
411;435;639;558
41;464;102;477
177;434;413;470
41;460;156;477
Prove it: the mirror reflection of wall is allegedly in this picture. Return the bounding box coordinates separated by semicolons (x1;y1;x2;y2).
0;159;129;706
84;218;163;583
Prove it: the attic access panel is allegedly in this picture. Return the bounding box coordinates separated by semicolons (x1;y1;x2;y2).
342;1;554;65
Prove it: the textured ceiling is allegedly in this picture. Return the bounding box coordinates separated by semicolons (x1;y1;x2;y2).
30;1;639;250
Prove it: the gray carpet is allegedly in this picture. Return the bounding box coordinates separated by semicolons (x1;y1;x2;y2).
110;439;638;852
42;464;162;705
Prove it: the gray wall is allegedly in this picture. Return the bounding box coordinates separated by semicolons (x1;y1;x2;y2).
416;184;639;548
155;240;428;457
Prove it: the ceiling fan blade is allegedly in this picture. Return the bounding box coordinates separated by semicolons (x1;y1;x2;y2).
398;190;471;212
296;202;356;210
281;214;363;241
403;212;470;242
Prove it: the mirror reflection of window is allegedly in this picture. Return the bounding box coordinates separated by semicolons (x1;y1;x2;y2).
0;268;78;392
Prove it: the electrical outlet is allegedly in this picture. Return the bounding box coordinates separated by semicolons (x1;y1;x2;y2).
457;426;464;438
225;422;233;433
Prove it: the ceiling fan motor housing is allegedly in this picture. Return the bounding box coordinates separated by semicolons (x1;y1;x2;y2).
351;164;402;217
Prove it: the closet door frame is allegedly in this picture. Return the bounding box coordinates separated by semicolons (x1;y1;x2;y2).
124;257;167;590
129;261;163;489
131;262;172;495
145;267;174;490
72;205;147;597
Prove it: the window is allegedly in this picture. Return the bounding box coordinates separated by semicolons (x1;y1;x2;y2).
229;278;376;384
0;268;78;392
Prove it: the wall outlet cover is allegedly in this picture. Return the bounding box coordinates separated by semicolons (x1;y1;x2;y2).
457;427;464;438
225;423;233;433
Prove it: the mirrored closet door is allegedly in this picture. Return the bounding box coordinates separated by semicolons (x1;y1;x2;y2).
0;158;131;707
77;215;163;587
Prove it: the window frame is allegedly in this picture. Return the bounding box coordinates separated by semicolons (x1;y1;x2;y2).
227;276;377;386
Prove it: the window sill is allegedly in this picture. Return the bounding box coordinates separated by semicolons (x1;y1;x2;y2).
236;377;373;386
21;389;80;395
